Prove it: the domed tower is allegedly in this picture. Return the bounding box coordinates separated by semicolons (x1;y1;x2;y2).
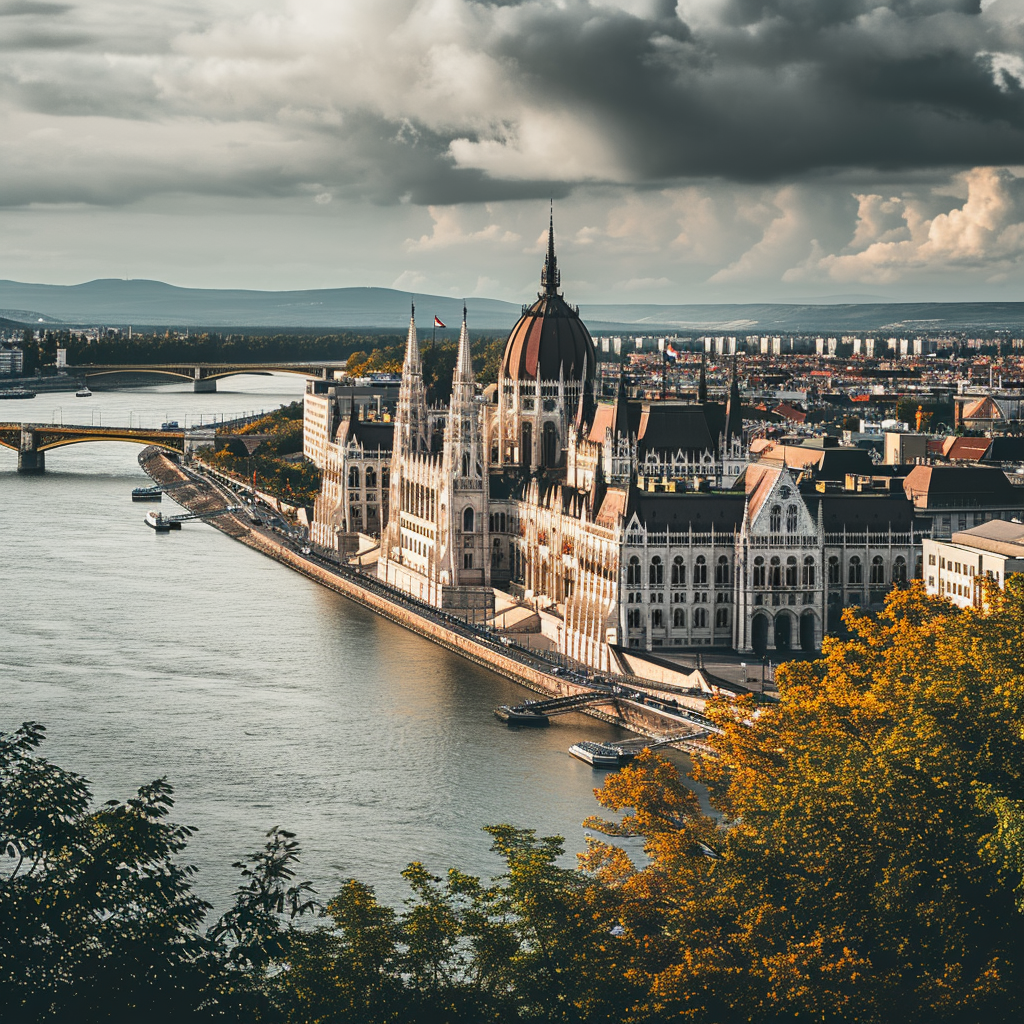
496;212;596;472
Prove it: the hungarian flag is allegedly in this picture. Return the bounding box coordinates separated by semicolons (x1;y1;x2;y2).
434;316;446;328
665;344;679;361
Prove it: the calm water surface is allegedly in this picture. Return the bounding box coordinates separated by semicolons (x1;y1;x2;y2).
1;376;654;911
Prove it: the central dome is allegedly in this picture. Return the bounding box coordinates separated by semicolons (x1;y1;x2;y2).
499;217;596;384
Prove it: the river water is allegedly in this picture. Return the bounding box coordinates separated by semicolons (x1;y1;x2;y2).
1;376;654;913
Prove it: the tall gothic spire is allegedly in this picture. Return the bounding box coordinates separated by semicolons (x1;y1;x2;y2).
403;299;421;374
540;202;560;295
725;355;742;442
453;302;474;391
698;347;708;405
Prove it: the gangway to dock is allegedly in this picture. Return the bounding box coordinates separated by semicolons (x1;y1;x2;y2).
495;690;616;725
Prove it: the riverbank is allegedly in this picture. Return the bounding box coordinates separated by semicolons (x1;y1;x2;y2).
139;447;707;744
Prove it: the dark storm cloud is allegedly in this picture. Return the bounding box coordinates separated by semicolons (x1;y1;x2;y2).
472;0;1024;184
1;0;1022;208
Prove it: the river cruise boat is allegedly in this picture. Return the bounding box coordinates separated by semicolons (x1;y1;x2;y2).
132;486;162;502
144;510;180;532
568;742;637;769
0;389;36;400
76;386;92;397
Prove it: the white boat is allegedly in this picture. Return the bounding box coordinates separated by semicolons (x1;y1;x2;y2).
144;510;180;532
76;386;92;397
568;741;635;768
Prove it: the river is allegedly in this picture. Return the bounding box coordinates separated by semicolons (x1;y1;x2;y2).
1;376;655;913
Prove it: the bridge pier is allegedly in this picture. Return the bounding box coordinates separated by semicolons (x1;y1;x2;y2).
18;450;45;473
193;378;217;393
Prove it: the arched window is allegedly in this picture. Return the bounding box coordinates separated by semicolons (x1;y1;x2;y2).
381;468;390;489
849;556;862;585
542;422;558;467
461;453;470;476
671;556;685;586
769;505;782;533
828;556;840;585
365;467;377;489
521;422;532;464
786;556;798;587
694;555;708;586
786;505;798;532
871;556;885;585
627;556;641;586
693;607;708;628
649;556;664;586
651;609;663;629
715;556;730;586
893;556;908;583
753;556;766;588
348;467;360;488
715;607;729;629
463;507;475;533
802;556;816;588
769;556;782;588
627;608;642;629
673;607;685;628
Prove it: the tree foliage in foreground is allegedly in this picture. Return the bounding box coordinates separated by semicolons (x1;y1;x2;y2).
3;580;1024;1022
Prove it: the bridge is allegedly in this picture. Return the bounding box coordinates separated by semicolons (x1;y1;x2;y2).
1;423;191;473
75;361;347;392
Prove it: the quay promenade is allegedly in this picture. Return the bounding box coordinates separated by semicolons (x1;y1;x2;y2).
138;447;712;744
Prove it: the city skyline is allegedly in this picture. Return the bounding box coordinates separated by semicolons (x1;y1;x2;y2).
1;0;1023;303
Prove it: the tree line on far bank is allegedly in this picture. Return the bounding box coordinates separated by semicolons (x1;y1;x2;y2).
4;581;1024;1023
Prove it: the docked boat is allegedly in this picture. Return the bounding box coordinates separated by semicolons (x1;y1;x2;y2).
144;510;180;531
568;742;637;768
132;485;162;502
494;701;549;726
76;386;92;397
0;389;36;399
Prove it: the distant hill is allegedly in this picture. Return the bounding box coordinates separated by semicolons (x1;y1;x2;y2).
0;279;1021;334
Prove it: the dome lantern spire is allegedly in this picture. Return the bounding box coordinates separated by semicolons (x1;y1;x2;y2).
541;201;560;295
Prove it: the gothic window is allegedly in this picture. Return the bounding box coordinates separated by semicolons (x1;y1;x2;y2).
715;556;730;586
542;422;558;468
461;453;470;476
651;609;663;629
769;556;782;588
871;556;885;585
715;607;729;629
463;553;474;569
365;467;377;489
672;556;685;586
693;607;708;628
753;556;766;588
627;608;642;629
672;591;686;604
521;422;532;464
382;468;389;489
802;556;816;588
828;556;840;585
786;556;798;587
786;505;798;532
649;556;664;586
500;513;506;532
769;505;782;533
348;467;360;488
894;556;908;583
463;507;475;533
694;555;708;586
673;607;685;628
627;556;641;586
849;556;863;585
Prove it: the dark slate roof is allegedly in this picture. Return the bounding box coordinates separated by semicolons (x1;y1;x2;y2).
635;402;727;456
986;436;1024;462
631;492;745;531
903;465;1020;507
350;421;393;453
803;494;915;532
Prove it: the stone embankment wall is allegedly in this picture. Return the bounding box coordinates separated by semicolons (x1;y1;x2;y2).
139;448;704;742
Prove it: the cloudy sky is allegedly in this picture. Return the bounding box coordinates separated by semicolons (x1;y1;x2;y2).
2;0;1023;303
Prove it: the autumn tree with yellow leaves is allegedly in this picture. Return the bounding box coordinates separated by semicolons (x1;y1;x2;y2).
584;578;1024;1023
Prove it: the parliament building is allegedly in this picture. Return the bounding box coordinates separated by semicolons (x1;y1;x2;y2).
306;219;917;672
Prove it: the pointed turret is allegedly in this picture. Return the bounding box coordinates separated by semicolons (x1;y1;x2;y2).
452;302;474;392
725;355;742;442
403;299;421;375
698;347;708;405
540;203;560;296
